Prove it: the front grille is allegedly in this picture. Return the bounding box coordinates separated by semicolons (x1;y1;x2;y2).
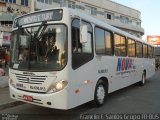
16;74;47;85
17;88;46;94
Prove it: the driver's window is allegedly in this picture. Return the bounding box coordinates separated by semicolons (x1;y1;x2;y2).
72;19;81;53
72;19;92;54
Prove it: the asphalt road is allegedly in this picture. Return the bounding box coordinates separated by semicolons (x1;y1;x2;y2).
0;71;160;120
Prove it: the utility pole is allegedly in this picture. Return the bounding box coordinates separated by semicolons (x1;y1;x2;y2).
0;31;3;47
30;0;36;12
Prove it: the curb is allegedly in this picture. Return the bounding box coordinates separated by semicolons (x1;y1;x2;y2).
0;101;25;111
0;76;9;88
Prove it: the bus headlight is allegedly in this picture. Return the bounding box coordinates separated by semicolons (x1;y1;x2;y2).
47;80;68;93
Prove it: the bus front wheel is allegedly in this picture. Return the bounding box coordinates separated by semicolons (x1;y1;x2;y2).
93;80;107;107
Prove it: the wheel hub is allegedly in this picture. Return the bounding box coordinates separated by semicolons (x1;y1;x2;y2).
97;85;105;104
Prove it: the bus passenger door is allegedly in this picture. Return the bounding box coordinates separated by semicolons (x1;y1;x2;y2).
71;18;95;105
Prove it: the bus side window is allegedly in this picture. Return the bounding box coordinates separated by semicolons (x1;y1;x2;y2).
95;27;113;55
114;34;127;56
143;44;148;58
128;38;135;57
136;41;143;58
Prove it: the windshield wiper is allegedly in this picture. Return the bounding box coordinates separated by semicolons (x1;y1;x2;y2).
28;22;47;68
34;21;47;39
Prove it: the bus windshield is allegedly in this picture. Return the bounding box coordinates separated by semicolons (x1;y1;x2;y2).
10;24;67;71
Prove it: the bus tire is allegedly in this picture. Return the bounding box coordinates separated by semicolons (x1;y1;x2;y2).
93;80;107;107
139;72;146;86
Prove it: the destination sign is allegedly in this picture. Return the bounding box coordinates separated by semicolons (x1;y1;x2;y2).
14;9;63;27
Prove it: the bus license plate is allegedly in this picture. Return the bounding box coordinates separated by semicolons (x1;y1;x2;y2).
23;95;33;102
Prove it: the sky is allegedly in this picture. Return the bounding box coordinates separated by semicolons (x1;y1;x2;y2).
111;0;160;40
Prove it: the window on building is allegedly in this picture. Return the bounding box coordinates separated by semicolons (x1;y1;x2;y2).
91;7;97;16
3;0;16;3
128;38;135;57
68;1;75;9
131;19;137;26
25;0;28;6
105;12;114;20
1;21;13;26
120;16;129;24
21;0;28;6
114;34;126;56
49;0;52;4
45;0;48;4
136;41;143;58
136;21;140;26
21;0;24;5
53;0;62;3
39;0;53;4
107;14;111;19
131;19;141;27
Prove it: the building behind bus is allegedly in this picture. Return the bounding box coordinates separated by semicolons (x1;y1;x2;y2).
0;0;144;48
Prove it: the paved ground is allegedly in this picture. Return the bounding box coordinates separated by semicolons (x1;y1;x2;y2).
0;71;160;120
0;87;13;105
0;66;24;111
0;66;9;88
0;66;11;106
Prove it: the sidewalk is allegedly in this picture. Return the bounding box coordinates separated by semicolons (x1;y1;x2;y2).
0;76;9;88
0;87;24;111
0;65;9;88
0;67;24;111
0;87;14;105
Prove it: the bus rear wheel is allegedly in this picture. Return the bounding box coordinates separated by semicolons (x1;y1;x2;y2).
93;80;107;107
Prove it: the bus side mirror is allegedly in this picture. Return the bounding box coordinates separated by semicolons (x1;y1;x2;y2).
80;25;88;43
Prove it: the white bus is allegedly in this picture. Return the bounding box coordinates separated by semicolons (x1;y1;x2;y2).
9;8;155;110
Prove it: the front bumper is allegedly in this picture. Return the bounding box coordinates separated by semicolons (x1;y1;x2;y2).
9;84;69;110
